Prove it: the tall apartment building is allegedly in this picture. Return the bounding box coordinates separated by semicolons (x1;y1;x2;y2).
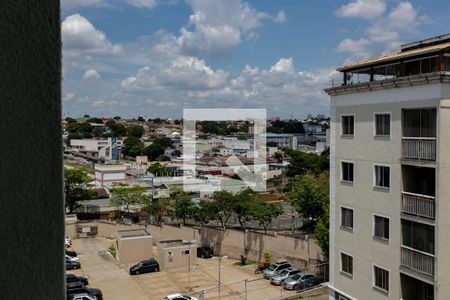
325;34;450;300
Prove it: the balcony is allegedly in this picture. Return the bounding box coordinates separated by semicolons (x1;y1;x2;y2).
401;245;434;277
401;191;435;220
402;137;436;161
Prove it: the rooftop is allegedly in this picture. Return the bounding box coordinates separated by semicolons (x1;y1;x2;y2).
116;229;151;239
326;33;450;94
158;239;196;248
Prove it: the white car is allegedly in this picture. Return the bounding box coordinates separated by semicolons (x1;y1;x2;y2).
163;294;198;300
72;294;96;300
66;254;80;262
65;235;72;247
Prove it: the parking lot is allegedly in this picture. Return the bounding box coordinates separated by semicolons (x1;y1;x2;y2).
68;237;327;300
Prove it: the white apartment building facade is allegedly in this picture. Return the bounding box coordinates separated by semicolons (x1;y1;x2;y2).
326;34;450;300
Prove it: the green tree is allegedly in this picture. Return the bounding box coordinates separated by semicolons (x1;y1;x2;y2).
273;152;283;163
209;190;236;228
122;136;143;157
113;116;121;120
110;183;148;211
144;143;165;161
64;168;95;213
233;188;256;230
127;124;145;138
92;128;103;138
251;202;283;234
172;191;194;225
314;205;329;258
288;175;327;227
109;123;127;137
147;163;171;176
143;197;169;225
137;116;146;122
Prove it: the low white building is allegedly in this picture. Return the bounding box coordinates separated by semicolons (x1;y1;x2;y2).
70;138;122;161
95;164;127;188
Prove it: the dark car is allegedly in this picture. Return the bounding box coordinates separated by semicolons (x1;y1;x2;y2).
66;249;78;257
297;274;327;291
66;258;81;270
66;274;89;289
67;287;103;300
197;247;213;259
129;259;160;275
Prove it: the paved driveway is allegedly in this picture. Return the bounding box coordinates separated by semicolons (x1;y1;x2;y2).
69;237;327;300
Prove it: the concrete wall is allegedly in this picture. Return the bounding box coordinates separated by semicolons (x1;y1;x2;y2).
157;244;197;270
83;221;323;267
117;236;153;264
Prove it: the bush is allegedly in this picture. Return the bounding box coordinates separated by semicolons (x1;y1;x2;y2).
108;244;116;259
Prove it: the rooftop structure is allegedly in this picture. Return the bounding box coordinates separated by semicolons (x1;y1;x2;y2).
327;33;450;93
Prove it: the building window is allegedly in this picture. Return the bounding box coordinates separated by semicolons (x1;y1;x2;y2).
341;207;353;230
373;266;389;293
168;251;174;262
375;114;390;136
341;253;353;276
374;165;390;188
181;250;190;255
374;215;389;241
341;115;354;135
341;162;354;183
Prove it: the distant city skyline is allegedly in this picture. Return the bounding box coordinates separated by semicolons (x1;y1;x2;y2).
61;0;450;118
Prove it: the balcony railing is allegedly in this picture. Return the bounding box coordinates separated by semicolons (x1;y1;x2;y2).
402;137;436;161
401;245;434;277
401;191;435;220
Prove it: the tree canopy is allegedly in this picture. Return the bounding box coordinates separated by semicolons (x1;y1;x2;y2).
110;183;149;211
127;124;145;138
64;168;95;213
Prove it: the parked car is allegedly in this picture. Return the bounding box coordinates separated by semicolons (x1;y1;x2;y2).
129;259;160;275
70;293;96;300
263;260;291;279
163;294;198;300
66;249;77;257
65;235;72;247
66;254;80;262
282;273;315;290
66;257;81;270
197;247;213;259
67;288;102;300
297;274;327;291
270;268;301;285
66;274;89;289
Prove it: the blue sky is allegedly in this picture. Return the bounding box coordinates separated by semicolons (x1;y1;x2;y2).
61;0;450;119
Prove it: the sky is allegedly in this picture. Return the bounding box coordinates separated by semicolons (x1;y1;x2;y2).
61;0;450;119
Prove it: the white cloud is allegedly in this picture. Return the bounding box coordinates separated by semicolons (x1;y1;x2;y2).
270;58;294;73
83;69;101;80
337;38;372;62
62;14;121;56
126;0;156;9
336;0;386;19
273;10;287;23
63;92;76;101
337;1;423;62
177;0;285;57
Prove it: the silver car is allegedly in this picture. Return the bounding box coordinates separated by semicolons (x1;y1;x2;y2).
282;273;315;290
270;268;301;285
263;261;291;279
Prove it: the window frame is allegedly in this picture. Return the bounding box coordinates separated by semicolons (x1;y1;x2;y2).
341;114;355;137
372;264;390;295
373;214;390;243
373;112;391;137
340;252;354;277
373;164;391;190
340;206;354;231
340;160;355;184
181;249;190;256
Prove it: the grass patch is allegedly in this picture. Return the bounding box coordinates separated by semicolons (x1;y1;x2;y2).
233;260;257;266
108;244;117;259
